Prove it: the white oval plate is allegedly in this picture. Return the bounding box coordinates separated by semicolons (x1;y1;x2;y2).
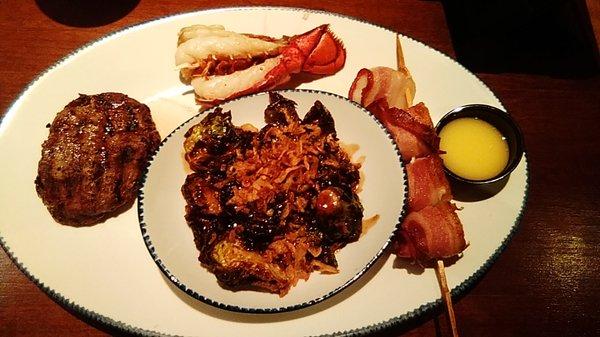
139;90;407;313
0;6;528;337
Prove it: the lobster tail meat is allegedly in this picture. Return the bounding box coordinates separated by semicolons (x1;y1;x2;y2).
176;24;346;105
176;25;285;82
190;58;283;105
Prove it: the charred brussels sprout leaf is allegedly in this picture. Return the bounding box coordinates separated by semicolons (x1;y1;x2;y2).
264;92;301;126
302;100;336;136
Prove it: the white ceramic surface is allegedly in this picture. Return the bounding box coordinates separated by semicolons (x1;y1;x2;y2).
140;90;406;312
0;7;528;337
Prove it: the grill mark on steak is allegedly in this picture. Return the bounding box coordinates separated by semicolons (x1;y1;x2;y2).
35;93;161;226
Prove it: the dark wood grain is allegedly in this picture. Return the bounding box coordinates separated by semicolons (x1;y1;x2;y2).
1;1;599;336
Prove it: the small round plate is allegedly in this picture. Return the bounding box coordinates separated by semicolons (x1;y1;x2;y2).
138;89;407;313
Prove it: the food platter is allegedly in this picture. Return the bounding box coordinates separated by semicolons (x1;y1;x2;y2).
0;7;528;337
140;90;407;313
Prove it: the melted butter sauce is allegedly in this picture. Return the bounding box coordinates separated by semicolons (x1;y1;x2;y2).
439;118;509;181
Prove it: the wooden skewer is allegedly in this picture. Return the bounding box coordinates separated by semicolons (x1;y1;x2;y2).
396;33;458;336
435;260;459;337
396;34;406;69
395;34;416;108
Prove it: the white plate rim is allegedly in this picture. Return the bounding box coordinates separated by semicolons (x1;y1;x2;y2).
0;6;530;337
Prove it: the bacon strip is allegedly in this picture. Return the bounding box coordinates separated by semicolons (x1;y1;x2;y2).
348;67;416;110
407;155;452;212
367;99;439;162
405;102;434;128
348;68;373;106
396;202;466;261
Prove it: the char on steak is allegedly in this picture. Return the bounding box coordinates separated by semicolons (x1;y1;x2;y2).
35;93;161;226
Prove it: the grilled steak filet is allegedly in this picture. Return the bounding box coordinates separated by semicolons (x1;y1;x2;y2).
35;93;161;226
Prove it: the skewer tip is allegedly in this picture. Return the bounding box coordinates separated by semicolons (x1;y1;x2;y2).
396;34;406;70
436;260;459;337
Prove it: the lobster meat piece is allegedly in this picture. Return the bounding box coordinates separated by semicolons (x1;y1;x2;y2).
348;66;416;110
176;24;346;105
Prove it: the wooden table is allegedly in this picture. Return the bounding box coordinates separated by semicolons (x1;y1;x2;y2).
1;1;599;336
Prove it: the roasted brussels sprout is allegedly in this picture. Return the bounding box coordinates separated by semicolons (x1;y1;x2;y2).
183;108;238;170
